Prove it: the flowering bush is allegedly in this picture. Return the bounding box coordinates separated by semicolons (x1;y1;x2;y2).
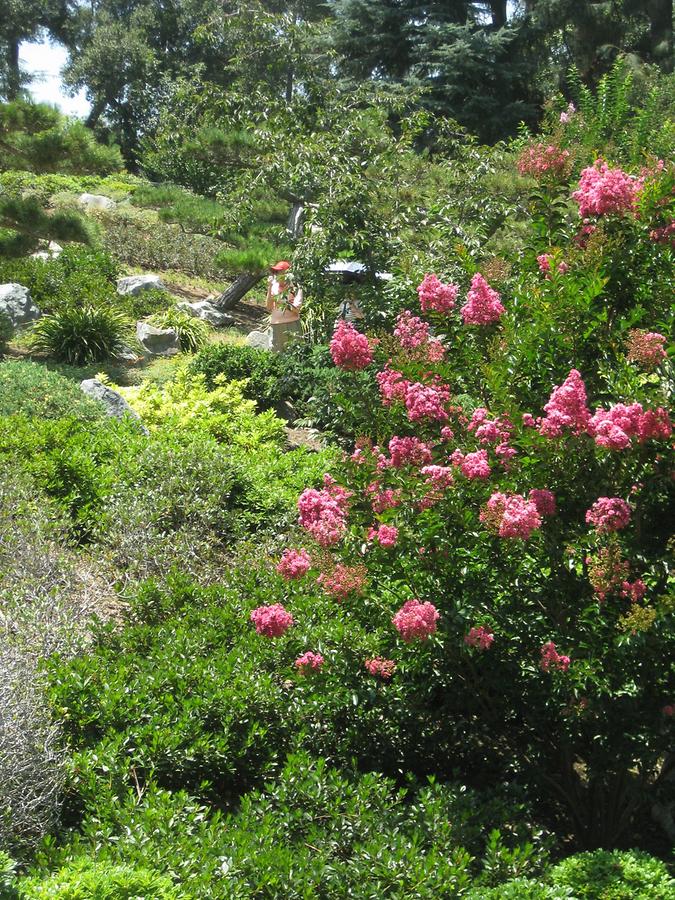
572;160;642;219
250;604;294;637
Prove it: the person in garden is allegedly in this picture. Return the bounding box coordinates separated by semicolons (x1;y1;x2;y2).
266;260;303;351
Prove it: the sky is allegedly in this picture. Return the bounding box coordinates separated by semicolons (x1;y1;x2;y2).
19;38;91;118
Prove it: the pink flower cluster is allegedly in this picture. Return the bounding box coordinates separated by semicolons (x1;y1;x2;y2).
367;484;402;514
388;436;433;469
540;641;571;673
370;524;399;547
480;491;542;539
318;563;366;601
518;143;571;179
468;408;513;446
392;599;439;642
295;651;324;674
625;330;667;371
377;366;411;405
461;274;505;326
539;369;590;437
421;465;454;492
250;603;294;637
559;102;575;125
451;448;491;480
588;403;672;450
649;221;675;246
405;381;450;423
330;320;374;370
276;548;311;580
572;160;641;218
365;657;396;679
417;274;459;314
587;545;630;601
585;497;631;533
298;476;350;547
465;625;494;650
537;254;568;277
394;311;430;350
528;489;557;518
662;704;675;717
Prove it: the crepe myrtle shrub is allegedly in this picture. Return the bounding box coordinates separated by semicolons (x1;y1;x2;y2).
265;264;675;849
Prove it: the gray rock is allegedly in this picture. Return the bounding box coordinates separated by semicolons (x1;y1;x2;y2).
80;379;147;433
79;193;116;211
30;252;51;262
117;274;164;296
30;241;63;263
48;241;63;257
177;299;234;327
136;321;180;356
246;329;272;350
0;283;41;328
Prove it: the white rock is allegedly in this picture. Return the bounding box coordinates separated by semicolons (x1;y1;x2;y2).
0;283;41;328
246;329;272;350
117;274;164;296
136;321;180;356
79;193;116;211
30;252;52;262
177;300;234;327
47;241;63;256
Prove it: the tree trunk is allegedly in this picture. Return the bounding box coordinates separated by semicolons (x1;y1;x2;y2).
6;38;21;100
286;202;304;239
647;0;673;72
214;271;266;310
489;0;507;28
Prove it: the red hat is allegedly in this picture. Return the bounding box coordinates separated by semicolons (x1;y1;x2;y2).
270;260;291;272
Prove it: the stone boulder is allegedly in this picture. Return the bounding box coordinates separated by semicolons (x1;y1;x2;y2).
177;299;234;327
80;379;147;433
30;242;62;262
117;274;164;296
136;321;180;356
246;329;272;350
79;193;116;211
0;283;41;328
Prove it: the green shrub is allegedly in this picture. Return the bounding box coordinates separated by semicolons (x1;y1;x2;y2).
149;309;209;353
189;342;284;408
468;879;571;899
548;849;675;899
0;362;104;419
115;369;286;449
18;860;181;900
0;852;18;900
30;307;131;365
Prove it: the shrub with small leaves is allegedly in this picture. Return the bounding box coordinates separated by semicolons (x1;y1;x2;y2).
149;309;209;353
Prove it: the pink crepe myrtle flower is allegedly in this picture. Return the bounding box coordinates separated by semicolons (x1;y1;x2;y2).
468;408;513;445
393;599;440;642
372;524;399;547
456;449;491;480
589;403;672;449
461;274;505;325
522;413;536;428
404;381;450;423
537;253;552;274
421;465;454;491
365;657;396;679
417;273;459;314
622;578;647;602
425;338;446;363
662;704;675;717
295;651;324;674
330;320;374;370
540;641;571;673
483;492;542;539
625;330;667;371
465;625;494;650
298;477;350;547
572;160;642;218
250;603;294;637
559;102;575;124
388;436;433;468
650;221;675;246
518;143;571;179
587;545;631;601
377;365;411;406
276;548;312;580
394;310;430;350
585;497;631;533
318;563;366;602
368;485;402;514
539;369;590;437
440;425;455;442
529;489;557;518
